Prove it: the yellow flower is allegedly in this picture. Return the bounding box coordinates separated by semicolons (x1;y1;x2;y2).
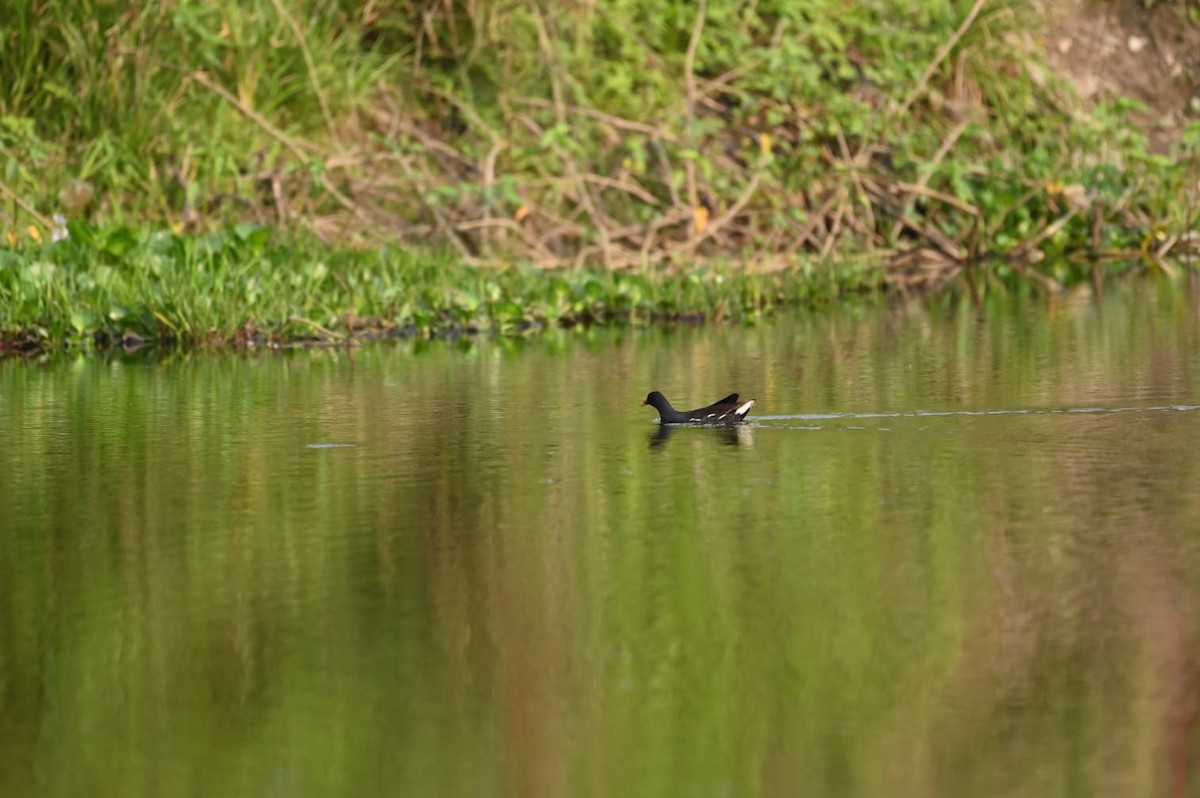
759;132;773;157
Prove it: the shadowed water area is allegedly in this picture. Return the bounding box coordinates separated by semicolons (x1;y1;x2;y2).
3;280;1200;797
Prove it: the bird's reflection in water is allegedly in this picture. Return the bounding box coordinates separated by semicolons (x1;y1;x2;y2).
649;423;754;449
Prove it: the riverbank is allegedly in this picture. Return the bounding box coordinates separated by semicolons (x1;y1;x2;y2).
1;0;1197;352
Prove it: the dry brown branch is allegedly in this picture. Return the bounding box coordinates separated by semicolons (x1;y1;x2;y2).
683;0;707;215
412;79;505;151
1009;210;1079;265
530;2;567;126
515;113;615;265
893;181;981;217
888;118;970;240
479;138;505;252
526;204;588;246
289;314;344;340
513;97;673;139
270;172;288;225
1153;232;1179;261
831;123;880;249
698;60;762;103
672;160;766;259
192;71;320;159
391;152;474;259
192;71;373;228
890;208;968;260
897;0;990;117
786;193;841;257
641;208;694;263
0;179;54;229
454;216;560;262
819;195;848;260
579;173;662;206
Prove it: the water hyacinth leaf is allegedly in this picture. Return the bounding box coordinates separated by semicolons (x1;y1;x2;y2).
234;223;272;251
70;311;94;334
233;223;259;241
24;262;55;284
411;308;434;331
100;227;139;256
583;278;604;301
456;290;480;312
66;220;97;246
496;300;525;322
145;229;179;255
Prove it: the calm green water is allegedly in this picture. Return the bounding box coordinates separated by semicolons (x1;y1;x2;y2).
3;280;1200;797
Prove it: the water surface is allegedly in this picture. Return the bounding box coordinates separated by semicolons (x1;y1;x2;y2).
2;280;1200;797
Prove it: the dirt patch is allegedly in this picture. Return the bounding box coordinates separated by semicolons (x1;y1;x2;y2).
1042;0;1200;151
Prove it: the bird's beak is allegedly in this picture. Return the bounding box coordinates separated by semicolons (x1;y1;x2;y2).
641;399;647;405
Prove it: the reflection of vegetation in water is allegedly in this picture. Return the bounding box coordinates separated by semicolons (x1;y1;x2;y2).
1;284;1199;795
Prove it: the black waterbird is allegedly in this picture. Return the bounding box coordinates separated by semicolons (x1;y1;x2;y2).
642;391;755;424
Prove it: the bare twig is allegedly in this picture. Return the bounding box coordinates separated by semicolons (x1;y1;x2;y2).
893;181;981;217
514;97;673;139
1015;210;1079;257
529;1;567;126
578;173;662;206
888;118;970;240
889;207;967;260
673;158;766;258
411;79;504;151
389;120;477;174
785;192;841;257
0;179;54;229
391;152;474;259
515;112;613;266
832;123;879;248
698;57;765;103
683;0;707;215
192;71;318;160
480;138;505;251
897;0;990;117
192;71;372;226
819;195;848;260
288;314;344;340
454;216;560;262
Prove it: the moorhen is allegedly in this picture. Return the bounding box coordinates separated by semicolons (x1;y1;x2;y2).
642;391;755;424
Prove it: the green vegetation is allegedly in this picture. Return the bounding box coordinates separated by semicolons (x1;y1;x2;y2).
1;0;1198;350
0;223;871;350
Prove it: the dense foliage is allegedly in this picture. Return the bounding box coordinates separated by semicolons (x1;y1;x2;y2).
1;0;1197;348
